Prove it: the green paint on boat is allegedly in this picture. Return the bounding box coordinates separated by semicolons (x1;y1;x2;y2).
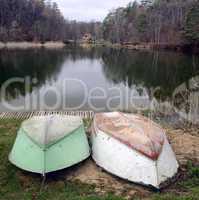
9;115;90;174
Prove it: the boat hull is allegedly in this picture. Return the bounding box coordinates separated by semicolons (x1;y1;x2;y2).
9;124;90;174
91;126;179;188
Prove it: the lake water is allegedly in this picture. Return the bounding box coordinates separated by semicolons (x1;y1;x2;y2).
0;47;198;123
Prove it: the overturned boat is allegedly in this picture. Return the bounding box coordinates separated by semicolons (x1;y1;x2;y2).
9;115;90;175
91;112;179;188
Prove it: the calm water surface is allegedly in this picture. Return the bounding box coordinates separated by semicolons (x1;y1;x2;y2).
0;47;198;122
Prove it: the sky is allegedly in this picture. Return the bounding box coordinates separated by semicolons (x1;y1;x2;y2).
54;0;134;22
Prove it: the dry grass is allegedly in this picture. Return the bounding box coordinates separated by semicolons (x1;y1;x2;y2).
0;42;65;49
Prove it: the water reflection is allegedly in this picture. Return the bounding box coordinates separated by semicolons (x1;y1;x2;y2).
102;48;199;100
0;47;198;123
173;75;199;124
0;49;65;99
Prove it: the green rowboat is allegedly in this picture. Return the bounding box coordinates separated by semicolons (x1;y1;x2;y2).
9;115;90;174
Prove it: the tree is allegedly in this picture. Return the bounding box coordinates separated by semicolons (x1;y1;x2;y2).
136;14;149;42
9;21;22;41
185;1;199;44
0;27;8;42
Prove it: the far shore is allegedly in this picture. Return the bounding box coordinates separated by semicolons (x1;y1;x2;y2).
0;41;66;49
0;41;198;54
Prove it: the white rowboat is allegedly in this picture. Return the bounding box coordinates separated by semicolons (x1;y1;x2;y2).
91;112;179;188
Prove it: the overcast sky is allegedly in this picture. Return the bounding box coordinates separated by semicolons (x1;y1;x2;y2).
54;0;134;22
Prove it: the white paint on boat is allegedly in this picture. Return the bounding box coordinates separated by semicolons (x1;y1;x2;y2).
91;112;179;188
156;138;179;185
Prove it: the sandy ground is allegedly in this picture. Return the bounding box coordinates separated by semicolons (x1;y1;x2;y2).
0;42;65;49
49;127;198;199
167;129;199;165
64;159;151;199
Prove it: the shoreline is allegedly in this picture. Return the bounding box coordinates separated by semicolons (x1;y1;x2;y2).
0;41;198;54
80;41;199;54
121;43;199;53
0;41;66;49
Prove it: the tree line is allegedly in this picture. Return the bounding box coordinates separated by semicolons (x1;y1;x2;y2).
103;0;199;46
0;0;102;42
0;0;199;47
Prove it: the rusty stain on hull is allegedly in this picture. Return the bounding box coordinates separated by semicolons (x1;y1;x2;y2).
94;112;165;160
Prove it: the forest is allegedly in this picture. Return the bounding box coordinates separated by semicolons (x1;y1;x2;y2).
103;0;199;46
0;0;199;48
0;0;101;42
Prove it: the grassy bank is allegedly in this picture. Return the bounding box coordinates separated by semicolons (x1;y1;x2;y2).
0;119;198;200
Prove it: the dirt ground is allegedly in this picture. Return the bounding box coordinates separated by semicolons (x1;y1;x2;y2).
167;128;199;165
53;126;199;199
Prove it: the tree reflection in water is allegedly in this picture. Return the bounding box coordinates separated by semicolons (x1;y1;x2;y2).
0;49;66;99
101;48;199;123
0;47;198;121
101;48;199;100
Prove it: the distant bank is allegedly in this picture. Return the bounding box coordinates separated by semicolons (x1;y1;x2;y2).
106;42;199;54
0;42;66;49
79;41;199;54
0;41;198;54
